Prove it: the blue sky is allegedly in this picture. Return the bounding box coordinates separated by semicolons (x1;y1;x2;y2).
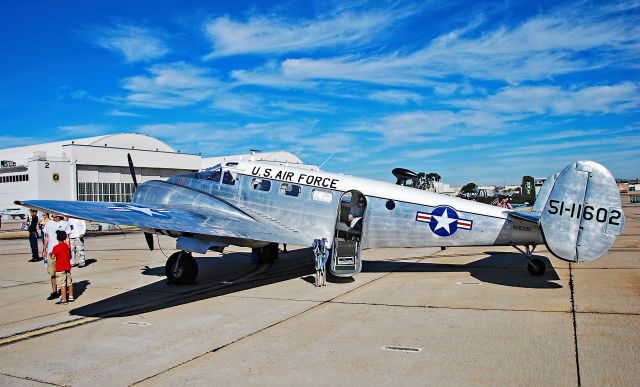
1;0;638;186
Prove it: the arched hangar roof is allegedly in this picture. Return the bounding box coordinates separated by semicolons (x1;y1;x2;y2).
0;133;176;164
80;133;175;152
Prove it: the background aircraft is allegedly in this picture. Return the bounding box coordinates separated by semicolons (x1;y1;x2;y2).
460;176;536;207
16;157;625;285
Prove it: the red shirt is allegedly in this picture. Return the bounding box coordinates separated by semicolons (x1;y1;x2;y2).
52;242;71;272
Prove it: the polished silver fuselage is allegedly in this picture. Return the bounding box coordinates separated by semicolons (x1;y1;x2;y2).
131;160;543;249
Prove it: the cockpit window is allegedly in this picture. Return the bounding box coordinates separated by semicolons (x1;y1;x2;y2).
196;164;221;182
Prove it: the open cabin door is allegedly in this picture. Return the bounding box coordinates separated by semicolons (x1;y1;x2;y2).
331;190;366;277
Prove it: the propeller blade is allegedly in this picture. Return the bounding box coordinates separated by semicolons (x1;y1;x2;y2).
127;153;138;188
144;232;154;251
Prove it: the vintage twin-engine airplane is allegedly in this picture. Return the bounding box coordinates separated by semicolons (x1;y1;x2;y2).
16;156;625;285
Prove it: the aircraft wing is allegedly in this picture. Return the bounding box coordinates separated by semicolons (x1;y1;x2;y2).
14;200;309;246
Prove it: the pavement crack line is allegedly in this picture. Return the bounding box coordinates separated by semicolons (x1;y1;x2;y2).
225;295;640;316
0;312;63;327
0;372;68;386
569;263;582;387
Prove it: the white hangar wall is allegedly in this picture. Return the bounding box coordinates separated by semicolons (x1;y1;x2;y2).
0;133;201;213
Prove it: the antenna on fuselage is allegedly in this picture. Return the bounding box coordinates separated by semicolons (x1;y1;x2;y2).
319;153;335;169
250;149;261;162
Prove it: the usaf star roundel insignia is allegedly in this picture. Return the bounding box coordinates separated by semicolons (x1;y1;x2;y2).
107;204;171;218
416;206;472;237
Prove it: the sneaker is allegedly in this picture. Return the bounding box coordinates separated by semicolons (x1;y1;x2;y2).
78;263;85;268
68;296;74;302
47;292;58;300
55;300;68;305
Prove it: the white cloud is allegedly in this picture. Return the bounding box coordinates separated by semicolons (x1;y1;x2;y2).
122;62;222;108
268;100;332;113
368;90;424;104
450;83;640;115
354;110;517;143
210;93;264;115
233;3;639;86
108;110;143;117
0;135;47;149
204;6;415;58
136;120;358;158
86;24;169;63
231;67;317;89
500;135;640;157
58;124;112;137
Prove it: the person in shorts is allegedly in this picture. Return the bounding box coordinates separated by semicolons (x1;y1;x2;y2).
51;230;74;305
42;214;70;300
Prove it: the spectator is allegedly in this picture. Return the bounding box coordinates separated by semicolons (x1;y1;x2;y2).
51;230;73;305
42;214;70;300
38;213;50;248
28;209;40;262
497;196;514;209
67;217;86;267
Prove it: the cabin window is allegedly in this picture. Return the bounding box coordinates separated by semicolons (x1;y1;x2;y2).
311;188;332;203
386;200;396;210
251;177;271;192
222;171;236;185
280;183;301;197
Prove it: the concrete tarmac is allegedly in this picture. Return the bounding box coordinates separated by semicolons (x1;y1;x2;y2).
0;206;638;386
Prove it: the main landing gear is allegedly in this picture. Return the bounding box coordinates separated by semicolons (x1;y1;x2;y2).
514;244;546;276
252;242;279;263
165;251;198;285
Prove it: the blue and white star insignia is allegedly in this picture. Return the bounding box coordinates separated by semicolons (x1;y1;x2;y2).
108;204;171;218
416;206;472;237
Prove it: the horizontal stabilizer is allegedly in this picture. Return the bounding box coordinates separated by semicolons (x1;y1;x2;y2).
509;211;540;223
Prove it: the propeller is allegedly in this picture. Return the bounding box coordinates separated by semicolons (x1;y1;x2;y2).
392;168;418;186
127;153;154;251
127;153;138;188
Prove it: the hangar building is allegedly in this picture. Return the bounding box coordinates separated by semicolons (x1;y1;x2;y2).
0;133;303;215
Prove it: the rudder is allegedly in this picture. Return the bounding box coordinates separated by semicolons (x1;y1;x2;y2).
539;161;625;262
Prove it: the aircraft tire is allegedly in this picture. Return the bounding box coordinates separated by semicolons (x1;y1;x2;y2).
165;251;198;285
527;259;546;276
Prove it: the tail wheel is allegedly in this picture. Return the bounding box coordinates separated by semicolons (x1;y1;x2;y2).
527;258;546;276
165;251;198;284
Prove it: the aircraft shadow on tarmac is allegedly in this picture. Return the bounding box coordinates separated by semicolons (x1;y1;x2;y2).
362;251;561;289
70;249;559;318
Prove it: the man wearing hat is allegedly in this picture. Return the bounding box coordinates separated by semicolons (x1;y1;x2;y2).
41;214;70;300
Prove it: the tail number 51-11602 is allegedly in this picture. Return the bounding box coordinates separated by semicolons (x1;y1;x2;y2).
547;199;622;225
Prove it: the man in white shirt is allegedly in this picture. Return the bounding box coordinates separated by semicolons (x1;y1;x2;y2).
67;217;87;267
41;214;70;300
